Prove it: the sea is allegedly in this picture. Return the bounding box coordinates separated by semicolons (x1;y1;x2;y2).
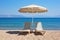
0;18;60;30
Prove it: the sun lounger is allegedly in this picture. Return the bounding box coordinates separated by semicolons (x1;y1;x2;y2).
34;22;46;35
20;22;31;34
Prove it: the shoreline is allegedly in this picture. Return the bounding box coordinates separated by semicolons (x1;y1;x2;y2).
0;29;60;31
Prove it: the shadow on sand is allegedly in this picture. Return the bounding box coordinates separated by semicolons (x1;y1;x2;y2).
6;31;29;36
6;31;44;36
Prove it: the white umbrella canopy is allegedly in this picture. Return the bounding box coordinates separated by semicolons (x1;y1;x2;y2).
19;4;48;13
18;4;48;26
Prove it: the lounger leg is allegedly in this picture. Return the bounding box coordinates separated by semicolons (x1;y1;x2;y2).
28;31;30;34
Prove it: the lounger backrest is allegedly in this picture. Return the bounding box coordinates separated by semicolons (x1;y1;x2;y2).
36;22;43;30
24;22;31;30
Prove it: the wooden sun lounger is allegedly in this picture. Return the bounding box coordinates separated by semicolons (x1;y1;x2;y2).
34;22;46;35
19;22;31;34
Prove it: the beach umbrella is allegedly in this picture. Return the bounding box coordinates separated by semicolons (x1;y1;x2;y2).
18;4;48;26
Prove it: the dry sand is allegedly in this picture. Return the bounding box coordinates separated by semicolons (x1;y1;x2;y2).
0;30;60;40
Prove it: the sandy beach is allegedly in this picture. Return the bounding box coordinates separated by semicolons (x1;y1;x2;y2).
0;30;60;40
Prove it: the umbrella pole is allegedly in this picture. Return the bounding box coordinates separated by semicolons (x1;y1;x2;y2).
32;15;33;24
32;14;34;27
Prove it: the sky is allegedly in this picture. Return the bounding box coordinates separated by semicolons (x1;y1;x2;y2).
0;0;60;18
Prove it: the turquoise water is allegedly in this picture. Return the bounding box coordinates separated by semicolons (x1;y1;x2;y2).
0;18;60;30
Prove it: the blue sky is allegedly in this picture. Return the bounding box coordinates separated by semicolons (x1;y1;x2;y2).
0;0;60;18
